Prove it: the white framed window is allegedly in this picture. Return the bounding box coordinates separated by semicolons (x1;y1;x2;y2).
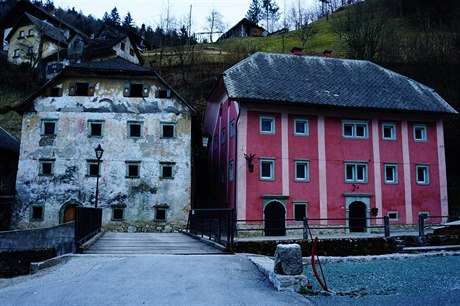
126;161;141;178
128;121;143;138
41;119;57;136
344;162;368;183
415;165;429;185
384;164;398;184
229;120;235;138
387;211;399;221
293;202;307;221
294;160;309;182
382;122;396;140
260;116;275;134
229;160;234;181
294;118;309;136
87;160;101;177
221;128;226;144
161;122;176;138
39;159;54;176
260;159;275;181
413;124;427;142
88;120;104;137
160;162;175;179
419;212;430;221
342;120;368;139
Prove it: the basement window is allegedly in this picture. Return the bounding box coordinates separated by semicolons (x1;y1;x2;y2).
112;207;125;221
39;159;54;176
123;83;149;97
161;122;175;138
387;211;399;221
155;208;167;221
69;82;95;96
30;205;44;221
41;119;57;136
293;202;307;221
126;161;141;178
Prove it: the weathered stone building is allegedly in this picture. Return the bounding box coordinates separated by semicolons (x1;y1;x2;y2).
14;57;196;232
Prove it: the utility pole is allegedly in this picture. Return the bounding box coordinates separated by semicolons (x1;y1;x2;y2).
188;4;192;45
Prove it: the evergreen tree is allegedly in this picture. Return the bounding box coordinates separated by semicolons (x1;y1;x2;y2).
260;0;280;31
122;12;135;30
246;0;262;24
110;7;121;26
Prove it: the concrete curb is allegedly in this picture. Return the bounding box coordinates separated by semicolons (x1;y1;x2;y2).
29;254;73;275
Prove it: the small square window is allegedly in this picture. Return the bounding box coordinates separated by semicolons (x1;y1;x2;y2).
88;121;104;137
229;120;235;138
128;121;143;138
419;212;430;221
155;208;167;221
13;49;20;57
260;159;274;181
160;163;174;179
387;211;398;221
28;47;33;54
294;202;307;221
18;30;25;38
120;42;126;51
30;205;44;221
161;123;175;138
129;48;135;56
294;160;309;182
126;162;140;178
342;120;368;139
87;160;100;177
112;207;125;221
123;83;148;97
414;124;427;142
213;135;218;150
47;87;63;97
384;164;398;184
155;89;171;98
382;123;396;140
294;119;309;136
69;82;94;96
28;29;34;36
39;160;54;176
416;165;429;185
260;116;275;134
41;119;57;136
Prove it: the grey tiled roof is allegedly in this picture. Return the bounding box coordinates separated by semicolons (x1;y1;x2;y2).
26;13;68;44
67;57;152;73
0;127;19;154
223;52;456;113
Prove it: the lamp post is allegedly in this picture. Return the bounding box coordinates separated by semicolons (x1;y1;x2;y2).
94;144;104;208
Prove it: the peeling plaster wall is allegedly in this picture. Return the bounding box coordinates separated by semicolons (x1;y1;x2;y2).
15;76;193;232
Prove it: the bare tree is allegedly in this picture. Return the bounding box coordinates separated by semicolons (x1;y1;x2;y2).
206;9;224;43
296;22;318;48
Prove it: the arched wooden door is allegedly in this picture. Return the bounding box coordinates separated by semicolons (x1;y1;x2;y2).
349;201;367;232
264;201;286;236
59;200;83;224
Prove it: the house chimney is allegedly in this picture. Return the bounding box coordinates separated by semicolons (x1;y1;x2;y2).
323;50;333;58
290;47;303;56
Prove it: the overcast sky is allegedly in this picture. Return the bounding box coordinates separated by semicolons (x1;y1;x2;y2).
51;0;316;33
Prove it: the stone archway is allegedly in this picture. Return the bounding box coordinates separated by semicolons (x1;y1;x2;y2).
264;201;286;236
59;199;83;224
348;201;367;232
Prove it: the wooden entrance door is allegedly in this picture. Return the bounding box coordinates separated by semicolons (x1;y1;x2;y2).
63;205;77;223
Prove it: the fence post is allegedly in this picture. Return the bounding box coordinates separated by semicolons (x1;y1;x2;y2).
418;214;425;236
384;216;390;237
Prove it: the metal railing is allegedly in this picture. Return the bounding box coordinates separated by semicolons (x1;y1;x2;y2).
75;207;102;251
186;208;235;247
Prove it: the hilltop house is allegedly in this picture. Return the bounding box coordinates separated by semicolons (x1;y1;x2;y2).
203;52;456;236
0;127;20;231
218;18;266;41
14;57;196;232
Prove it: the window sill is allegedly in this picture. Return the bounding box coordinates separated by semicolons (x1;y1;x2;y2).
160;177;174;180
125;176;140;179
39;174;53;177
294;179;310;183
30;219;44;222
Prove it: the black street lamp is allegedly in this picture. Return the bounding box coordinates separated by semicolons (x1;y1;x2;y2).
94;144;104;208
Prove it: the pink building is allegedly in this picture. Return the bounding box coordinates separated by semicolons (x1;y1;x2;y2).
203;52;457;236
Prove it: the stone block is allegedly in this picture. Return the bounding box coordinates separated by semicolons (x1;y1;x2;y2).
273;243;303;275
